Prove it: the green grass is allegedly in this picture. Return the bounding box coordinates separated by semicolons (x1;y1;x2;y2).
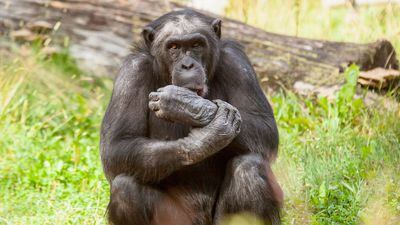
0;46;111;224
272;68;400;224
1;2;400;224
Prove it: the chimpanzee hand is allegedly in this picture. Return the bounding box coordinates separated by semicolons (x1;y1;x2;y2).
180;99;242;164
198;99;242;148
149;85;218;127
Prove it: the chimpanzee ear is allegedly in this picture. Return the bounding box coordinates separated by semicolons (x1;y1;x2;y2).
142;26;155;47
211;19;222;39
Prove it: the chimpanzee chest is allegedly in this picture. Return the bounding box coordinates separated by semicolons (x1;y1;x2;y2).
148;110;229;186
148;112;191;140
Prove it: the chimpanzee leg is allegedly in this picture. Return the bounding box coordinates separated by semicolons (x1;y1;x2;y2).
213;154;283;225
108;174;194;225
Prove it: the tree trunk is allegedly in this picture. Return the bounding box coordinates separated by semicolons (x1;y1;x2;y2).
0;0;398;94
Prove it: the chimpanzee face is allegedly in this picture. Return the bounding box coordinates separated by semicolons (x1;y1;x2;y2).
142;13;221;97
164;32;209;96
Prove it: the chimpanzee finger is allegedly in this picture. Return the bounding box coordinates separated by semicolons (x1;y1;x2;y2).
154;110;173;122
155;111;174;123
212;100;229;123
149;101;160;111
230;108;241;124
149;92;160;101
227;108;236;125
157;85;177;93
154;110;164;118
232;109;241;124
234;119;241;134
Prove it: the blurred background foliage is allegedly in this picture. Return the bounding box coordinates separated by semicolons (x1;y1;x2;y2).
0;0;399;224
225;0;400;52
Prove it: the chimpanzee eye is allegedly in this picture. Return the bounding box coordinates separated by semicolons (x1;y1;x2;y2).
193;42;200;48
169;43;179;49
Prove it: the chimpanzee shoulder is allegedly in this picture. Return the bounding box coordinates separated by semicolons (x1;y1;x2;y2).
213;39;260;88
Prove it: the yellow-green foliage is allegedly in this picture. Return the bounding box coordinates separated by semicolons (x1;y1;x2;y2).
271;67;400;224
225;0;400;52
0;46;112;224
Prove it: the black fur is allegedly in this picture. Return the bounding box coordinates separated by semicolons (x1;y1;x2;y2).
101;9;281;225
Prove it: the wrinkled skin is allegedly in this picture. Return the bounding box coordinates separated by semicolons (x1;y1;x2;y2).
149;85;242;165
186;99;242;162
148;85;219;127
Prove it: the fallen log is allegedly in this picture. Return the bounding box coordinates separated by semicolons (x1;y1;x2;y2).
0;0;398;94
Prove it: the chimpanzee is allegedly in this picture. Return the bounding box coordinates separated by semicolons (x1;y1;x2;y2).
100;9;282;225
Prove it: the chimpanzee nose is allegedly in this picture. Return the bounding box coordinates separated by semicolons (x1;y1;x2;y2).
181;58;194;70
182;62;194;70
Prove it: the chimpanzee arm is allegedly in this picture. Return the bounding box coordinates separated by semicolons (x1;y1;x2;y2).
218;43;279;159
100;54;240;184
149;85;218;127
